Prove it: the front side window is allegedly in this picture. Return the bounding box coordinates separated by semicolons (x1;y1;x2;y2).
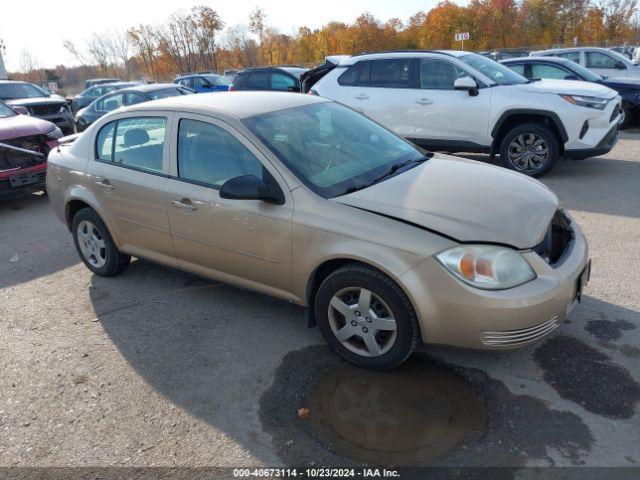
419;59;470;89
586;52;618;69
177;119;264;188
96;117;166;174
146;88;191;100
271;73;296;91
244;102;424;198
125;92;146;106
0;101;17;118
370;59;412;88
531;64;572;79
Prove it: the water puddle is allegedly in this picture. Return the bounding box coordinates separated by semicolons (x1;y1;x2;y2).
306;361;487;465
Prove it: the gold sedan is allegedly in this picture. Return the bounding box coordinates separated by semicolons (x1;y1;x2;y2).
47;92;590;369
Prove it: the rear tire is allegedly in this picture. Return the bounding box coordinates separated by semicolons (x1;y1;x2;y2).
314;264;420;370
72;208;130;277
499;123;559;177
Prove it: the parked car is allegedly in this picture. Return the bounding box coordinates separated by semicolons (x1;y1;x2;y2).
75;83;194;131
229;67;307;92
502;56;640;128
311;51;621;177
0;80;74;134
608;46;635;60
173;73;230;93
46;92;590;369
70;82;139;114
84;78;120;89
0;100;61;198
530;47;640;79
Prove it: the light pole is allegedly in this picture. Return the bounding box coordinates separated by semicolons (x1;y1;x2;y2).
0;40;7;80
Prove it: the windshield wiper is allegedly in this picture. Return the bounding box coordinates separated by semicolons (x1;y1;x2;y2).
341;155;432;196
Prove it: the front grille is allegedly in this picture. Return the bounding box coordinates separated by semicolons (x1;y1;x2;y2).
610;102;621;123
533;209;574;266
0;136;46;171
27;103;65;116
481;316;560;346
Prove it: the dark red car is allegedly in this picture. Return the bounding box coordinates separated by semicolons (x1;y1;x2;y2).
0;100;61;198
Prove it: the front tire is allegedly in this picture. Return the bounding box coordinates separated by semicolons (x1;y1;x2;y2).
618;103;635;130
314;264;420;370
72;208;130;277
499;123;559;177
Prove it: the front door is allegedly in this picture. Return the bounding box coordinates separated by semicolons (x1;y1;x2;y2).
413;58;492;148
585;50;628;78
86;114;176;266
164;114;294;297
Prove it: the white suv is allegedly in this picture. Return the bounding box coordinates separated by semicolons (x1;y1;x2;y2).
311;51;621;176
531;47;640;79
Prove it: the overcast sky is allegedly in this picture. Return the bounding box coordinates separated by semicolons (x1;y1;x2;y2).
0;0;466;71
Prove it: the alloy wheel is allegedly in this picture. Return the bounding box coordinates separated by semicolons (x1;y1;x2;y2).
507;133;549;173
77;220;107;268
328;287;397;357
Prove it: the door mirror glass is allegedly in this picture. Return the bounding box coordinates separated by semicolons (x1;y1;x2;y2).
220;175;284;204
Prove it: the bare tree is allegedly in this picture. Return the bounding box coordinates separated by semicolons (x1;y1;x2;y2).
249;7;267;64
107;30;133;80
18;49;44;84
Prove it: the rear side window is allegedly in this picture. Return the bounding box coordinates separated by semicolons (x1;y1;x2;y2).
370;59;411;88
271;72;296;91
531;64;571;79
506;64;526;77
555;51;580;63
96;93;124;112
95;117;166;174
338;63;365;86
247;72;270;89
177;119;264;188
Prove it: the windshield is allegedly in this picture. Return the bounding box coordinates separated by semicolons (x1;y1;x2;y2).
459;53;528;85
0;101;16;118
244;102;425;198
0;83;47;100
205;74;231;86
565;61;603;82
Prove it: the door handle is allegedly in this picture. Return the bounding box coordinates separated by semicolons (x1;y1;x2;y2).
354;94;370;100
171;198;197;212
416;98;433;105
95;179;114;191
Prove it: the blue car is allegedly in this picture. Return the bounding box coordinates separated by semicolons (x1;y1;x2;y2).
173;74;231;93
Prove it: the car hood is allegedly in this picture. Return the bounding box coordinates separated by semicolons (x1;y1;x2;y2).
515;79;618;99
334;155;559;249
6;97;66;106
0;114;56;141
600;77;640;89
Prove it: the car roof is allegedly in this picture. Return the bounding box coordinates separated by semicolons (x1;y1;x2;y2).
120;83;180;93
338;50;469;65
176;73;221;79
502;56;573;64
238;67;307;74
123;91;329;119
0;80;32;85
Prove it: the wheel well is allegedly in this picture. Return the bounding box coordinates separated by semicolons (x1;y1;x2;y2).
305;259;393;328
65;200;91;230
492;114;564;155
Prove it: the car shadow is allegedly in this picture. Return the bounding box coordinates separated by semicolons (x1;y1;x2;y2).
455;152;640;219
0;191;80;289
90;257;639;465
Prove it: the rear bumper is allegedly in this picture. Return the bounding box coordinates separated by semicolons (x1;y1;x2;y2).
564;124;619;160
400;217;589;350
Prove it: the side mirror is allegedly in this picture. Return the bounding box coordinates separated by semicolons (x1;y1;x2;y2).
615;61;627;70
454;77;479;96
12;106;29;115
220;175;285;205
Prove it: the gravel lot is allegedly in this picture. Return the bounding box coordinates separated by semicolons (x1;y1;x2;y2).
0;132;639;470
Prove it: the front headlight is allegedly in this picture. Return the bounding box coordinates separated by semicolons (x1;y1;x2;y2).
560;94;609;110
46;126;63;140
436;245;536;290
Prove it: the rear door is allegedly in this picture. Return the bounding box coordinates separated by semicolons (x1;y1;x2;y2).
337;58;416;138
86;114;176;266
413;57;491;148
